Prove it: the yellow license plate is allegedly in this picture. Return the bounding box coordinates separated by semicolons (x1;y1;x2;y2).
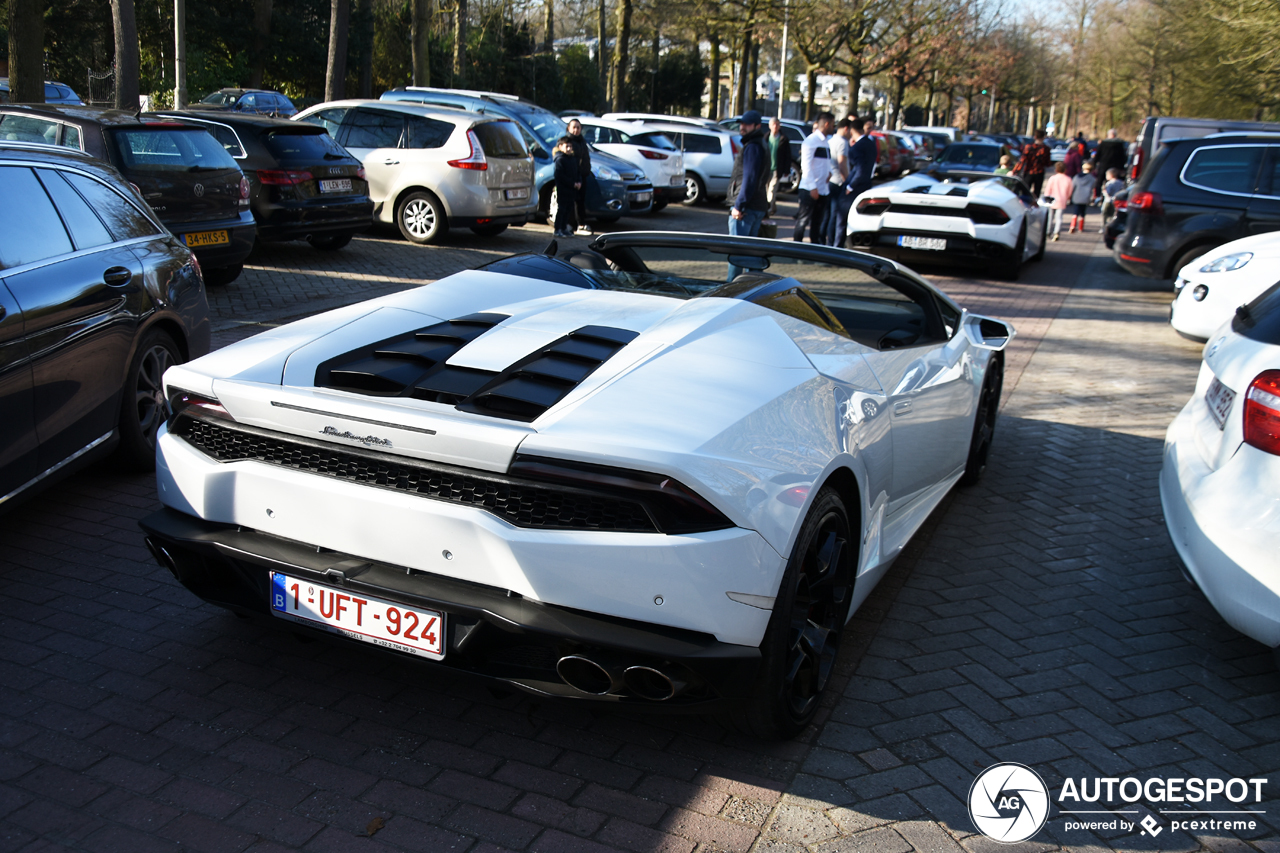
183;230;230;248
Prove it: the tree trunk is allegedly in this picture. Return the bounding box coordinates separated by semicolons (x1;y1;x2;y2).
597;0;608;110
609;0;630;111
748;40;759;112
110;0;140;110
249;0;272;88
805;66;816;121
649;28;659;111
735;26;751;116
543;0;553;52
925;69;936;125
707;35;721;119
324;0;349;101
891;74;905;129
412;0;430;86
357;0;374;97
8;0;44;104
453;0;468;86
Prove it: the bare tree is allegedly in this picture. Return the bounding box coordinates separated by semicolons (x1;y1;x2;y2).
325;0;349;101
609;0;632;109
598;0;609;109
453;0;468;85
248;0;273;88
413;0;431;86
111;0;140;110
8;0;44;104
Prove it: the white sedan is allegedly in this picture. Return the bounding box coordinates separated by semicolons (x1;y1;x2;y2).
1161;280;1280;654
139;232;1013;738
1171;232;1280;341
847;171;1048;280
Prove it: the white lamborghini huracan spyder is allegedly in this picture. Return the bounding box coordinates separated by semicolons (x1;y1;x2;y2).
141;233;1013;738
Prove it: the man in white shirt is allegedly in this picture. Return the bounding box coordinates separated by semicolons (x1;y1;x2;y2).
825;117;854;246
792;111;835;243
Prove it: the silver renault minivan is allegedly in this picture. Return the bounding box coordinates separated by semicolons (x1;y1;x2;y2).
294;100;536;243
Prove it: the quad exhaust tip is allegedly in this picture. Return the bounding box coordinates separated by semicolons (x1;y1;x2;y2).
556;655;615;695
623;665;679;701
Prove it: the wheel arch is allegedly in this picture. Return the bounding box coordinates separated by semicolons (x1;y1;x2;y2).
392;184;452;220
1163;237;1221;279
120;316;190;386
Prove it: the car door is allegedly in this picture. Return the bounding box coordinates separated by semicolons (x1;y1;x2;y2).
338;108;407;210
0;278;34;502
0;165;147;470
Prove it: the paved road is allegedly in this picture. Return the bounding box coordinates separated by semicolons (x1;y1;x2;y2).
1;199;1276;853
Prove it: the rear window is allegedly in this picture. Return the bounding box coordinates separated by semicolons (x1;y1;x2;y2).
682;133;722;154
109;127;238;172
1234;280;1280;345
472;121;527;158
625;131;677;151
1181;145;1264;195
263;130;348;161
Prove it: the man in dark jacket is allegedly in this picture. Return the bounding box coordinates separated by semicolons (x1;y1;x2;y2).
766;117;792;217
726;110;770;280
833;117;877;248
1093;128;1126;199
566;119;593;235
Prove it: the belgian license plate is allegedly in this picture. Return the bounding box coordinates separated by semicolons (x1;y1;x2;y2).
183;230;230;248
319;178;352;193
270;571;445;659
505;187;530;200
899;235;946;251
1205;377;1235;429
632;192;653;203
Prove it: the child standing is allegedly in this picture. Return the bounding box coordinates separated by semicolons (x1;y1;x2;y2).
1068;162;1094;233
553;136;581;238
1100;167;1125;233
1043;162;1073;241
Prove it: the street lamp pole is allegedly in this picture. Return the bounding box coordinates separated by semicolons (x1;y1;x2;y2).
778;0;789;119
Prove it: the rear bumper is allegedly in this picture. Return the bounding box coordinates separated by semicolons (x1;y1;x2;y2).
847;228;1019;266
168;210;257;268
254;198;374;241
139;506;761;708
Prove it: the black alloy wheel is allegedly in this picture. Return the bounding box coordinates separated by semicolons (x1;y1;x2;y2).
117;329;182;470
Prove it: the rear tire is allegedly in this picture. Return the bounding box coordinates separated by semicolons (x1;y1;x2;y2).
203;263;243;286
997;224;1025;281
396;191;448;244
959;356;1003;487
308;232;353;251
470;224;508;237
117;329;182;471
1031;216;1047;262
722;487;854;739
683;174;706;206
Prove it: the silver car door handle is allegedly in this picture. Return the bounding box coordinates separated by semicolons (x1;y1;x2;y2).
893;400;913;415
383;158;399;165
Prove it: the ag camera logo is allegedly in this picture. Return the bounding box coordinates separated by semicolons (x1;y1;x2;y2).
969;763;1050;843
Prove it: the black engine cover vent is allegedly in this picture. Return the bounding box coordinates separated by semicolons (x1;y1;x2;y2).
315;317;639;422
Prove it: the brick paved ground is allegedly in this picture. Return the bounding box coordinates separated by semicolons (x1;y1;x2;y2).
1;204;1277;853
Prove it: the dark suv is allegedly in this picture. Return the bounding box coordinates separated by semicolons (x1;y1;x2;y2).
151;111;372;250
0;105;256;285
1115;134;1280;279
0;142;210;510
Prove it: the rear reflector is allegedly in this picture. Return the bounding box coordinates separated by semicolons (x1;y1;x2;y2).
1244;370;1280;456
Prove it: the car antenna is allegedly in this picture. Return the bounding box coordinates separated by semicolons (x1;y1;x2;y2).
543;238;558;256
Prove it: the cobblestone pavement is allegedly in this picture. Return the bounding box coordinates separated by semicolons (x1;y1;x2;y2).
1;201;1277;853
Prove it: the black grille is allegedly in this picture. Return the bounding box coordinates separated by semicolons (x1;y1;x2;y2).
173;416;658;532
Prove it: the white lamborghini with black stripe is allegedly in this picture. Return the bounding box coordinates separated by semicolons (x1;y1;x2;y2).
847;170;1049;280
141;233;1013;738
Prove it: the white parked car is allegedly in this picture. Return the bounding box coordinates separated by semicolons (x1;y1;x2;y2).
847;171;1048;280
140;232;1013;738
1170;233;1280;341
1161;280;1280;654
573;118;685;210
294;100;537;244
605;116;739;205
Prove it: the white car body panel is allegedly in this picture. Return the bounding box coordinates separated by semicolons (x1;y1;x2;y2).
1170;232;1280;341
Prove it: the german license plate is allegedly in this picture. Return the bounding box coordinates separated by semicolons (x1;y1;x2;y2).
1205;377;1235;430
183;230;230;248
899;235;946;251
270;571;445;659
319;178;352;193
632;192;652;203
505;187;530;200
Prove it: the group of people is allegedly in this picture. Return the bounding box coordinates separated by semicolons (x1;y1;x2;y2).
551;118;597;239
723;109;882;265
1012;128;1128;239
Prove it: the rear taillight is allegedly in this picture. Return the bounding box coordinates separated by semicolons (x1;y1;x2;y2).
640;150;669;160
1244;370;1280;456
1130;147;1144;181
1114;197;1128;211
447;129;489;170
967;204;1011;225
257;169;313;185
240;176;251;199
357;167;367;181
1129;190;1162;215
168;390;234;424
856;197;891;215
730;137;741;156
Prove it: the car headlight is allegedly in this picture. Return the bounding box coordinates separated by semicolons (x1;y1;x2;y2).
592;164;622;182
1173;276;1188;295
1199;252;1252;273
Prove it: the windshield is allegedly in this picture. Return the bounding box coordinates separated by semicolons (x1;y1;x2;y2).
939;144;1002;167
517;106;568;148
201;92;235;106
264;129;350;162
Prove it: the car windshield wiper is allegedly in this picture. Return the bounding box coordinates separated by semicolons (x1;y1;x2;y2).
323;152;345;159
186;165;224;172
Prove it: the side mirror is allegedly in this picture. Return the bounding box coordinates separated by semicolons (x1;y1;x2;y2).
962;313;1015;351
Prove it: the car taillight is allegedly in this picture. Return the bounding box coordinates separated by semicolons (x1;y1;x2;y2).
357;167;367;181
1244;370;1280;456
257;169;313;185
730;137;741;156
507;454;732;534
1130;146;1144;181
447;129;489;170
240;176;251;198
856;197;891;215
1129;190;1162;215
640;150;669;160
167;390;234;424
966;204;1010;225
1114;197;1128;211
